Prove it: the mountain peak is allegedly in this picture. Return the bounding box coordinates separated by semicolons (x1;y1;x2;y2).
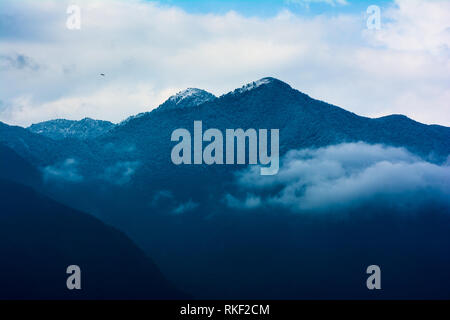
79;117;99;123
158;88;216;112
230;77;292;96
169;88;214;104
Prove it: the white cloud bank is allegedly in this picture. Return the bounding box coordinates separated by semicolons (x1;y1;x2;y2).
0;0;449;126
225;143;450;213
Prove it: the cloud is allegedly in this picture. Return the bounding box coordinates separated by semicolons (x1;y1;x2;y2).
172;199;199;215
151;189;175;207
101;161;140;185
150;190;199;214
0;54;40;71
43;158;83;182
225;193;262;210
226;143;450;213
0;0;449;126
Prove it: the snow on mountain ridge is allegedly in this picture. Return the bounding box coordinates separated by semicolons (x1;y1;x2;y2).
162;88;216;110
237;78;272;93
119;88;216;126
169;88;214;105
28;118;115;140
225;77;291;97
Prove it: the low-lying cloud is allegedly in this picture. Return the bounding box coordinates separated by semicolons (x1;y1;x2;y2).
101;161;140;185
43;158;83;182
151;190;199;215
225;143;450;213
172;200;199;215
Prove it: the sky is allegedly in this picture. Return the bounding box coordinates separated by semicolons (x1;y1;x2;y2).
0;0;449;127
159;0;392;16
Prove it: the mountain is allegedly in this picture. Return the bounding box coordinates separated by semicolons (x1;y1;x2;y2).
119;88;216;125
1;76;449;195
0;179;186;299
2;77;449;168
85;77;450;190
0;121;98;172
1;77;450;194
28;118;115;140
109;77;450;162
0;121;64;165
157;88;216;111
1;77;450;299
0;143;42;188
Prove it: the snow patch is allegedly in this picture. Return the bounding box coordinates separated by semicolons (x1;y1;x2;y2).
168;88;215;106
236;78;273;94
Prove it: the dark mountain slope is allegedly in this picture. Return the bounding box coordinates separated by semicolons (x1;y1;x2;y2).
369;114;450;160
0;179;186;299
0;143;41;188
0;121;59;165
0;121;99;170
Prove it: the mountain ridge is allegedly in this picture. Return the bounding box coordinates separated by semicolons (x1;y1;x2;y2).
28;117;115;140
0;77;449;174
6;77;447;135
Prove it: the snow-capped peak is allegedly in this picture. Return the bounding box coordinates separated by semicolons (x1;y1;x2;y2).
237;78;273;93
168;88;216;106
119;88;216;126
157;88;216;112
228;77;289;96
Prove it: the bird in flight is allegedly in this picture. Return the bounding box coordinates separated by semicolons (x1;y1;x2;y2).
100;73;105;76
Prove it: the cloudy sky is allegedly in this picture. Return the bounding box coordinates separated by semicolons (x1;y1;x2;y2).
0;0;449;127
